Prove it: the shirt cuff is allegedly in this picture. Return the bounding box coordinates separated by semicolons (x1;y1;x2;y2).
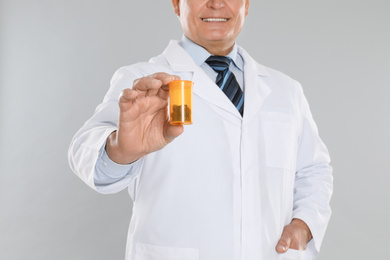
94;148;135;185
100;149;134;176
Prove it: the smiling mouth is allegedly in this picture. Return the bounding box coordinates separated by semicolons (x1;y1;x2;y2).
202;18;229;22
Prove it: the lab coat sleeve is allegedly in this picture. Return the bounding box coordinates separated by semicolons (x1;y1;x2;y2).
68;66;146;194
292;82;333;255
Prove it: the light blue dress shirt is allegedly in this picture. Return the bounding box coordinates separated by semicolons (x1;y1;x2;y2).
94;36;245;187
178;35;244;90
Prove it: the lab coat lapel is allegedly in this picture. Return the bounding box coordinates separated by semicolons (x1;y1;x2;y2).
162;40;242;117
238;47;272;124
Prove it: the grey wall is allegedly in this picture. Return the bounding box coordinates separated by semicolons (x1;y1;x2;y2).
1;0;389;259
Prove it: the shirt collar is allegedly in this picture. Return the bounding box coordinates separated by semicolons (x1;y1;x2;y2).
178;35;244;72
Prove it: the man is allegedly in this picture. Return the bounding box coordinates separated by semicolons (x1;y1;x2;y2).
69;0;333;259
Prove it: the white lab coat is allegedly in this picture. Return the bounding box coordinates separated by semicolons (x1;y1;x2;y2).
69;40;333;260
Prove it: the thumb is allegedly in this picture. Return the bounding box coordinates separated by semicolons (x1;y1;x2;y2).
164;124;184;143
276;232;291;253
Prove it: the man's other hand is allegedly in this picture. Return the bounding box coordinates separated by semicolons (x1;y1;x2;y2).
276;218;312;253
106;73;183;164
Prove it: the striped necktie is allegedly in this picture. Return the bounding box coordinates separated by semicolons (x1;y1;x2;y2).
205;55;244;116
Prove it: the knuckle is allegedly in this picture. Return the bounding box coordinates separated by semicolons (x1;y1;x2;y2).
120;89;129;99
133;78;141;86
155;72;168;77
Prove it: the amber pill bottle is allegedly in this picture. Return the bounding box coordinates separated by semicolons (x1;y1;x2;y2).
168;80;193;125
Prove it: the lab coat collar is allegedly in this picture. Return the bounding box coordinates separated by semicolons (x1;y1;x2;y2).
238;46;272;124
162;40;271;119
162;40;197;72
237;46;270;77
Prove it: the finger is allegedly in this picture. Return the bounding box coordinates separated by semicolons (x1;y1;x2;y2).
118;89;141;119
132;77;162;98
157;75;181;100
133;73;179;98
119;88;138;103
276;232;291;253
150;73;180;86
144;74;167;97
146;87;160;97
164;124;184;143
119;89;139;113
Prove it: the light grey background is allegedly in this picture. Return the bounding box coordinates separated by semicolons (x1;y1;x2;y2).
1;0;389;259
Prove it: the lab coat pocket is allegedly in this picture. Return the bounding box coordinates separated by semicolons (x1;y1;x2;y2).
135;243;199;260
261;112;296;170
278;249;306;260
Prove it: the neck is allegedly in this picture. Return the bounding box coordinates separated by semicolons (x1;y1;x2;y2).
205;44;233;56
186;36;234;56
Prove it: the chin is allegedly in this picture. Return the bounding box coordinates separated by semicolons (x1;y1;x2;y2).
201;32;232;42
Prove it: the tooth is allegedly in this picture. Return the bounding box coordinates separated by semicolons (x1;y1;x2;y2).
203;18;227;22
